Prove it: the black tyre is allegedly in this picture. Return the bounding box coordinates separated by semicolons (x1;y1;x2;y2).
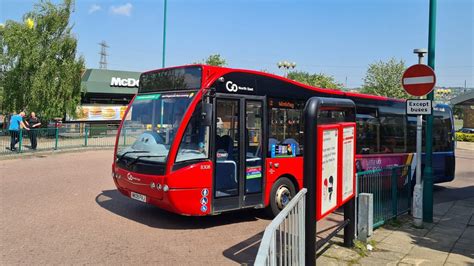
267;177;296;217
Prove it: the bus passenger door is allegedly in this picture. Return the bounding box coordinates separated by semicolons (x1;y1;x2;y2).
243;99;265;207
213;96;265;212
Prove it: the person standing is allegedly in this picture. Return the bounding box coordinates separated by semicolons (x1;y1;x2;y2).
8;111;29;151
28;112;41;150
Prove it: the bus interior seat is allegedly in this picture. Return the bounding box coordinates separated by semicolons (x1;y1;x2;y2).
258;137;278;157
281;138;300;155
269;138;278;150
216;135;234;160
215;160;237;197
215;134;238;197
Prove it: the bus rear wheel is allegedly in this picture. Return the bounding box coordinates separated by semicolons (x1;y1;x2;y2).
268;177;296;217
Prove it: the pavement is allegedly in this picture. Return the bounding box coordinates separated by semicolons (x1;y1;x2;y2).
317;148;474;265
318;199;474;265
456;141;474;151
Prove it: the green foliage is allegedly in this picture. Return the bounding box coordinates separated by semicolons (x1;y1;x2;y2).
453;106;464;120
360;58;409;99
1;0;84;121
195;54;226;66
353;240;369;257
287;71;343;89
456;132;474;142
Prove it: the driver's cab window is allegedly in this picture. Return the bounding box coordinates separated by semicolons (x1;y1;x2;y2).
175;103;210;162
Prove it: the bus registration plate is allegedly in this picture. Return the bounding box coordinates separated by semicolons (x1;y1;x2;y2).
131;192;146;203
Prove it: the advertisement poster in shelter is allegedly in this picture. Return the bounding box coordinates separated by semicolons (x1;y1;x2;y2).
341;125;355;202
318;127;339;218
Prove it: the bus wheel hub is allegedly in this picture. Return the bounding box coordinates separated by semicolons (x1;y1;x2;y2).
276;186;291;210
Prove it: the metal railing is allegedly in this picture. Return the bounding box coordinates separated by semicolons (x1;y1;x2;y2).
357;165;412;228
255;188;307;266
1;127;117;155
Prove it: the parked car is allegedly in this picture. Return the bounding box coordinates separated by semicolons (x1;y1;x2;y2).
458;127;474;134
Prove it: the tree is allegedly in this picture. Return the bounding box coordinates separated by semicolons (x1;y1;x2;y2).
360;58;409;99
195;54;226;66
287;71;343;89
0;24;5;111
1;0;85;121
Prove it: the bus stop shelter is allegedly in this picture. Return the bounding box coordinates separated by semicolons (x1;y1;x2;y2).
450;90;474;129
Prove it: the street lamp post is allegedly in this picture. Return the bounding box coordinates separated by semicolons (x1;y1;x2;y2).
424;0;437;223
278;61;296;77
162;0;168;68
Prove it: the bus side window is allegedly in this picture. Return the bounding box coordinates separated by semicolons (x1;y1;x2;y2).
379;113;406;153
268;98;305;157
433;114;452;152
407;115;417;153
356;107;380;154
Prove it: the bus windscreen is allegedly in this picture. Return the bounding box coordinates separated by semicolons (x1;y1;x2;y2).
116;92;196;164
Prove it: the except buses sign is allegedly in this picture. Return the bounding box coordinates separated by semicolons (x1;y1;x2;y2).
402;64;436;97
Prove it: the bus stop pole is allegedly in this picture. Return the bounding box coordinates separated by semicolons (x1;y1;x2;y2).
303;98;319;266
344;198;355;247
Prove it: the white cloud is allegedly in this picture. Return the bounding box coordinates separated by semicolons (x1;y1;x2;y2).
88;4;101;14
110;3;133;17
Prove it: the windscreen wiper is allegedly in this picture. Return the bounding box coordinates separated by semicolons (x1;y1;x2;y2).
126;155;167;167
117;150;150;161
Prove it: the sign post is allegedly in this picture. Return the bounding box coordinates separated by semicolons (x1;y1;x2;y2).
402;59;436;227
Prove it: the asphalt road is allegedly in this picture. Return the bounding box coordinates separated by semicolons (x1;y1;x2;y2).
434;148;474;204
0;148;472;265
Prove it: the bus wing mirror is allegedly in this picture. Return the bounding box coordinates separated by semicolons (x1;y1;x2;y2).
201;103;212;126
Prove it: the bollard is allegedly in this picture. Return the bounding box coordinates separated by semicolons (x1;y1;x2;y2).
357;193;373;242
54;127;59;150
84;127;89;147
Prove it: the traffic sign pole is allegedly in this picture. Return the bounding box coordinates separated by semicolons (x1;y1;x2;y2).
423;0;437;224
412;50;427;228
403;51;437;227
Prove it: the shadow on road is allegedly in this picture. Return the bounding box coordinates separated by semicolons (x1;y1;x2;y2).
223;231;264;265
95;189;270;230
433;185;474;204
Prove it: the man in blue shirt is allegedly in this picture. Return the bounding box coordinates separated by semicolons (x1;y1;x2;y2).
8;112;29;151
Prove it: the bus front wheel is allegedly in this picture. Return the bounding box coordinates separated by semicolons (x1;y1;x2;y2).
268;177;296;217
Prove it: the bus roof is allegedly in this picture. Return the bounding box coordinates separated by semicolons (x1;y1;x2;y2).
142;64;405;103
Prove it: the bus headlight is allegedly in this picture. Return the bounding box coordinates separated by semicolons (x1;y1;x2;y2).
163;185;169;192
150;182;155;189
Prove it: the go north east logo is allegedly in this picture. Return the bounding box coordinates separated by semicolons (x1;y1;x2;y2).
225;81;254;93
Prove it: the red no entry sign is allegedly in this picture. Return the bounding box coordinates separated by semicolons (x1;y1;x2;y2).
402;64;436;97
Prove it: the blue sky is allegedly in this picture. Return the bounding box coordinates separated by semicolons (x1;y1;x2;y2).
2;0;473;88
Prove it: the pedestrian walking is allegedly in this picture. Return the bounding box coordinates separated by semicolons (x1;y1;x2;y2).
27;112;41;150
8;111;29;151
